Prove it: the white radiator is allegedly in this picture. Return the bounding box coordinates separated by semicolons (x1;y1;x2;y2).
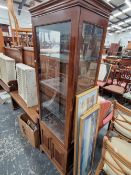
16;63;38;107
0;54;16;84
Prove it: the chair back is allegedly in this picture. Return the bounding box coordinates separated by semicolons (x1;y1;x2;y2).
111;101;131;142
103;137;131;175
115;68;131;89
95;136;131;175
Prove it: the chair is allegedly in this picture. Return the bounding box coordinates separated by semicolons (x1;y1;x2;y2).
123;83;131;103
108;101;131;142
98;96;113;130
95;136;131;175
97;63;112;88
103;68;131;99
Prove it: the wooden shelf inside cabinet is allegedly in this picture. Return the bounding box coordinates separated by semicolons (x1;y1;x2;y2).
10;91;39;124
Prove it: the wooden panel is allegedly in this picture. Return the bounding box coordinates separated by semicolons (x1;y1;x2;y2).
0;28;4;53
51;141;66;173
40;121;74;174
23;47;35;67
40;124;52;157
4;47;23;63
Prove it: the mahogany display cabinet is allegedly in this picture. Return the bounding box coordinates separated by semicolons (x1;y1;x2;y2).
30;0;112;174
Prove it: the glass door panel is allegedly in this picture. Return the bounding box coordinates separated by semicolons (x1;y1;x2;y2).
36;22;71;142
77;22;103;93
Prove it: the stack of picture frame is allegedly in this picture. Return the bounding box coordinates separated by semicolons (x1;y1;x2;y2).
74;86;100;175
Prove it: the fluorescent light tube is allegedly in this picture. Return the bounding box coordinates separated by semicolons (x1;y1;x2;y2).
118;22;125;26
125;0;131;7
125;18;131;23
0;5;8;10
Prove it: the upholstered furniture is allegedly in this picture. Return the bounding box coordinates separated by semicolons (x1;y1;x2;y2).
108;101;131;142
103;68;131;98
123;83;131;102
98;96;113;130
95;136;131;175
123;92;131;101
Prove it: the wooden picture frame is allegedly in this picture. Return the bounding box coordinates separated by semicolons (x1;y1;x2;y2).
74;86;99;175
78;104;100;175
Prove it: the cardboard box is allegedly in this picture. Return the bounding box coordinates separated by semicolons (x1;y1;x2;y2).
18;113;39;148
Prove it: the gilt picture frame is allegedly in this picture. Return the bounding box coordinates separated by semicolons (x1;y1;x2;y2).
74;86;99;175
78;104;100;175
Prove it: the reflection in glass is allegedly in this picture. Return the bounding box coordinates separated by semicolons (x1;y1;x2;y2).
80;23;103;61
36;22;71;142
77;22;103;93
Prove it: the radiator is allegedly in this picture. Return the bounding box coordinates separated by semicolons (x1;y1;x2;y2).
0;54;16;84
16;63;38;107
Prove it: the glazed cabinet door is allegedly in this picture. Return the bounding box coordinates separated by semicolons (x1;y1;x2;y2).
36;21;71;144
51;141;66;173
41;128;52;157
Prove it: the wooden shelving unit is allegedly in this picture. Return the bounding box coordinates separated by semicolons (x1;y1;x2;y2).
0;79;11;92
10;91;39;124
0;79;39;124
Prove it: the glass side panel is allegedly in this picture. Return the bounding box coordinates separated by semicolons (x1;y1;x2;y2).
77;22;103;93
36;22;71;142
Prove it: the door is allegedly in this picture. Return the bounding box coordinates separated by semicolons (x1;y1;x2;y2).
41;126;52;157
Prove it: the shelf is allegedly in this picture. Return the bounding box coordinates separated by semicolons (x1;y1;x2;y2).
41;107;65;142
10;91;39;124
42;102;65;142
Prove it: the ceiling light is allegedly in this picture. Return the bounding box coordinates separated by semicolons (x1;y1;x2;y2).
110;8;131;20
121;28;126;32
123;7;131;13
116;30;121;33
113;11;123;17
125;0;131;7
108;33;113;35
111;25;122;29
125;18;131;23
118;22;125;26
0;5;8;10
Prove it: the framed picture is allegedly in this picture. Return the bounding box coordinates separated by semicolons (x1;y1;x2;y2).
78;104;100;175
74;86;98;175
98;63;112;82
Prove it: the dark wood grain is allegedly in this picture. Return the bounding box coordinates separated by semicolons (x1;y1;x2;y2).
30;0;112;174
4;47;23;63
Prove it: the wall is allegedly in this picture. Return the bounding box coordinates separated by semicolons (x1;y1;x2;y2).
105;31;131;48
0;0;31;28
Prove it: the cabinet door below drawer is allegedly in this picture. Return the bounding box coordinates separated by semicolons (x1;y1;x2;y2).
41;129;51;156
51;142;66;173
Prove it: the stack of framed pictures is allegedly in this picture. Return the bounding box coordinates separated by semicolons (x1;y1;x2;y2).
74;86;100;175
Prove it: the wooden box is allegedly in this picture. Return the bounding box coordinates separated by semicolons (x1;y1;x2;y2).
18;113;39;148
